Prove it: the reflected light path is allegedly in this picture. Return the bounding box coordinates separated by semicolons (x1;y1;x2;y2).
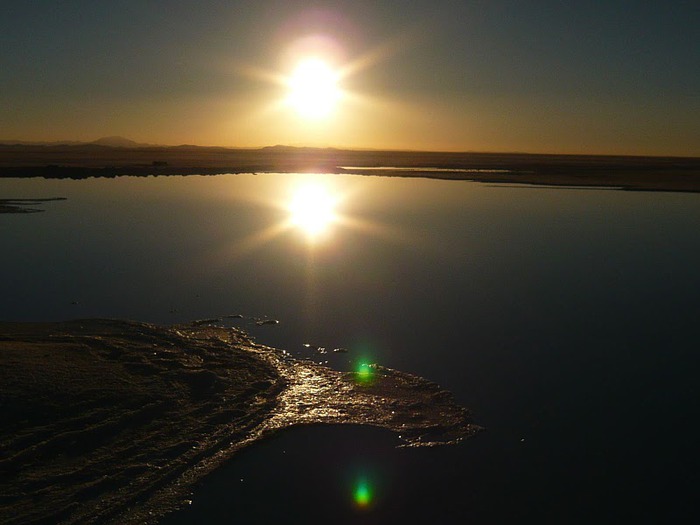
181;174;425;344
222;175;415;337
287;182;339;240
190;174;419;364
196;176;350;271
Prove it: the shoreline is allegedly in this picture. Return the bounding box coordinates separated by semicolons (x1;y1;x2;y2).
1;145;699;193
0;319;479;524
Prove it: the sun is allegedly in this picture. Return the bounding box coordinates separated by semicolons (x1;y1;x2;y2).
288;183;338;238
286;58;341;119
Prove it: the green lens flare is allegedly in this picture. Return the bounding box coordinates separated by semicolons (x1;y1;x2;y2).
355;362;375;384
353;479;373;507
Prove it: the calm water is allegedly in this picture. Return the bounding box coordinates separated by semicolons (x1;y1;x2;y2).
2;173;699;522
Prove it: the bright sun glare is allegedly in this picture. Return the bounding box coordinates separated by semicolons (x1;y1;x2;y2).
287;58;341;119
288;184;338;238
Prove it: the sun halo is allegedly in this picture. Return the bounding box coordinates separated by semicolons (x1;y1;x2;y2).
286;58;341;120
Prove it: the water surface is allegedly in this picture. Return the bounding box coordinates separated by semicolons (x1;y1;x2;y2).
2;173;699;521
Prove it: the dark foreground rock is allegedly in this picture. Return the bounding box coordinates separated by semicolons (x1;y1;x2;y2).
0;320;480;524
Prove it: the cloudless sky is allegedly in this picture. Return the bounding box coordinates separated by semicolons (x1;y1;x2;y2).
1;1;698;155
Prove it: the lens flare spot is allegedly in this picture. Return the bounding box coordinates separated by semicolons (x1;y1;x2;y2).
353;479;373;508
355;362;375;384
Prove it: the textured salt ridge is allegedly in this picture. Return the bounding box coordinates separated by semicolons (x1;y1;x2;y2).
0;319;481;524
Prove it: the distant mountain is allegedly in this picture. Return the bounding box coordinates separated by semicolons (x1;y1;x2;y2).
261;144;340;152
89;136;151;148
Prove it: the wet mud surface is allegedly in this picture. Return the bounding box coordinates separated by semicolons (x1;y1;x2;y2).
0;319;480;524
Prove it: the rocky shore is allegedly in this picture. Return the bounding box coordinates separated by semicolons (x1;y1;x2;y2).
0;319;480;524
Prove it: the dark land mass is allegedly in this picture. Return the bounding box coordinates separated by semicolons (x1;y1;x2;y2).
0;197;67;213
0;319;479;524
1;144;700;192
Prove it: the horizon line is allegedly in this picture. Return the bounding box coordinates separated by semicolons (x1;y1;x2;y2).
1;138;698;160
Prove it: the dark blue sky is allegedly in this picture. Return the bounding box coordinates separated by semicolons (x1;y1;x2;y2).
1;1;698;154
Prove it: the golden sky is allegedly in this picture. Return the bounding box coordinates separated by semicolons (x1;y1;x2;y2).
1;1;698;156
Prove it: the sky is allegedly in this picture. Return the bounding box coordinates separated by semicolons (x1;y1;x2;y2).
1;1;698;156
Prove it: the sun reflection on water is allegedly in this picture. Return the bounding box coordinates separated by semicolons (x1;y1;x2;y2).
287;183;339;240
215;173;412;256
